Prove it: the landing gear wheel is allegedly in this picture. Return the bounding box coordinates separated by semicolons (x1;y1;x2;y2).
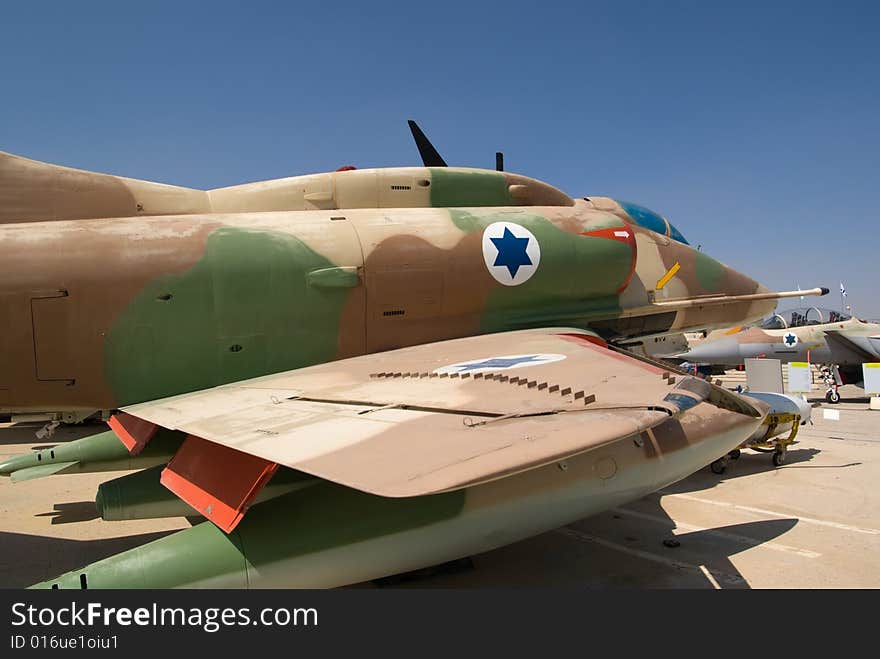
729;449;741;460
772;451;785;467
710;458;727;474
825;389;841;404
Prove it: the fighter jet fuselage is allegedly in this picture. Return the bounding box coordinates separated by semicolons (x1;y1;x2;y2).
0;188;782;415
678;315;880;367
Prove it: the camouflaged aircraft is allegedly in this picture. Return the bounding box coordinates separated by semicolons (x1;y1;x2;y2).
0;123;828;588
673;306;880;403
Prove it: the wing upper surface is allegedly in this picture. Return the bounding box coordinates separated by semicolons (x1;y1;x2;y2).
120;328;733;497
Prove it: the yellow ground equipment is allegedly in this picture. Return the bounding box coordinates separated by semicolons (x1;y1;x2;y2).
710;411;802;473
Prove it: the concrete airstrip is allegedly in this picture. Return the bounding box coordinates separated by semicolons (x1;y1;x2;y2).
2;379;878;589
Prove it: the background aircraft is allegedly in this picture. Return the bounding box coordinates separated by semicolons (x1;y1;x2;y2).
673;307;880;402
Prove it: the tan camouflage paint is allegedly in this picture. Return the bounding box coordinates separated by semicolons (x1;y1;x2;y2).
1;149;572;223
0;150;809;419
0;197;776;415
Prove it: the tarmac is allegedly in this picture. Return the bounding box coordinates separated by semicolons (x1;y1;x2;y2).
1;381;878;589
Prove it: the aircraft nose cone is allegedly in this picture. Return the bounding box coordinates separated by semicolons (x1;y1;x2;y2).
0;452;38;476
674;337;741;365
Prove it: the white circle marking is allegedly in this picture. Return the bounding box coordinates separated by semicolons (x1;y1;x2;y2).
481;221;541;286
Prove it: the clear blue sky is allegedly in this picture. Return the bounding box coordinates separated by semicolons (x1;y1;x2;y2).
3;1;878;318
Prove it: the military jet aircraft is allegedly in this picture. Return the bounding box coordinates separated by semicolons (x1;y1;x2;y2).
0;123;827;588
673;306;880;402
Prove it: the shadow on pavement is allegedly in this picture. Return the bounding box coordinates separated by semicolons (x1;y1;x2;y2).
666;447;821;485
0;530;178;588
0;421;106;447
35;501;101;525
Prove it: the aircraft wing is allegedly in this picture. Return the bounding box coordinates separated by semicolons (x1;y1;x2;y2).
824;330;880;363
112;328;761;532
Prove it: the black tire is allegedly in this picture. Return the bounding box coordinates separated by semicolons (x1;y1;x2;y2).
826;389;841;404
710;459;727;474
729;449;741;460
772;451;785;467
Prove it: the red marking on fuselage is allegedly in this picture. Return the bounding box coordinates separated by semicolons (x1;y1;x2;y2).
579;221;638;293
556;332;608;348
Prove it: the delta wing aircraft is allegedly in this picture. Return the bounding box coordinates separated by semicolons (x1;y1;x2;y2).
675;307;880;402
0;123;827;587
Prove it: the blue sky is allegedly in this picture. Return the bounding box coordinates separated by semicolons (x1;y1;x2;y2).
3;1;877;318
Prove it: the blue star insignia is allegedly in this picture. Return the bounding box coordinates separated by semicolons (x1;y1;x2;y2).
784;333;797;346
455;355;545;372
490;227;532;278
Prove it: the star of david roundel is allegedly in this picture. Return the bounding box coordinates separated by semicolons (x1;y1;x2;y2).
782;332;799;347
482;222;541;286
434;353;567;375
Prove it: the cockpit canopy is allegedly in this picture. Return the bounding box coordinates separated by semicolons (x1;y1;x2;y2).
760;307;851;330
617;200;689;245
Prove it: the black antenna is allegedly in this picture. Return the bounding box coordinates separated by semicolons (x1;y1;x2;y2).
495;152;504;171
407;120;448;167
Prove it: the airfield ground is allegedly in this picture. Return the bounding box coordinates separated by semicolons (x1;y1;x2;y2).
1;380;878;589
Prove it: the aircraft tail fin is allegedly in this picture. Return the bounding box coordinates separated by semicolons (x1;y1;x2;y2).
0;150;210;224
407;120;448;167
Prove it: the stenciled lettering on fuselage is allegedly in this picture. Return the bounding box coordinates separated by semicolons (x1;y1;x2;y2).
481;222;541;286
